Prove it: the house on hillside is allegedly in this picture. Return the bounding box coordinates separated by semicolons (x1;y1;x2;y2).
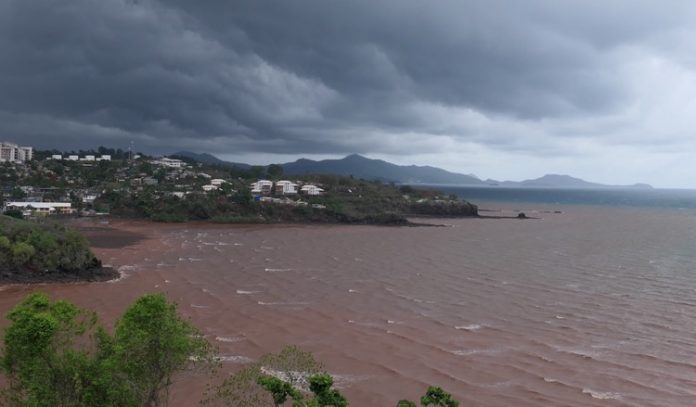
300;184;324;196
250;180;273;195
274;180;298;195
151;157;185;168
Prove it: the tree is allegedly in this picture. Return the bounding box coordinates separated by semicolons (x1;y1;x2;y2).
0;293;215;407
113;294;215;406
10;187;25;200
267;164;284;179
419;386;459;407
394;386;459;407
3;209;23;220
0;293;106;406
256;376;303;406
255;373;347;407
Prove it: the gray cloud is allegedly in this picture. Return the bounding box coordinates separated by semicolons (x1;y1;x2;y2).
2;0;696;185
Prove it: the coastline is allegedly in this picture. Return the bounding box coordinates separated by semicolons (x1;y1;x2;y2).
0;205;693;405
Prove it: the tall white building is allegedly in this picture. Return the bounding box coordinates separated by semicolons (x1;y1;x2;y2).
0;142;33;163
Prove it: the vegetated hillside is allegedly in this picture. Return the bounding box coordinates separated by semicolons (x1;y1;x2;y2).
96;173;478;225
0;216;112;282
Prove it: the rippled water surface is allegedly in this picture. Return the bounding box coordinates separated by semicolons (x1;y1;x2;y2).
2;203;696;406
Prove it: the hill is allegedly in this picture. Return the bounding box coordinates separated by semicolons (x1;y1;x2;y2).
170;152;652;188
496;174;652;189
281;154;484;184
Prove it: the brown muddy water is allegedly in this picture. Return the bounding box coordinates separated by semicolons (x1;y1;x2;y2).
2;204;696;406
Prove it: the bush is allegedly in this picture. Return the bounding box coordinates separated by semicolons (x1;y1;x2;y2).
0;216;100;274
0;293;215;407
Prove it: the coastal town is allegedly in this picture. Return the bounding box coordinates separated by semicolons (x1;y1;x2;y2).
1;141;329;219
1;141;477;223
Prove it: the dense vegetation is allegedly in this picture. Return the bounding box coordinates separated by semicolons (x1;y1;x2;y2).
0;216;109;281
0;293;214;406
95;174;477;226
1;294;461;406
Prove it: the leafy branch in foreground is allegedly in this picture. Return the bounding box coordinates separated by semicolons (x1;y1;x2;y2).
0;292;215;407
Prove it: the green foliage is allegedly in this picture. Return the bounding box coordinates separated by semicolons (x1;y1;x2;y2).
267;164;284;179
0;293;215;407
256;376;303;406
0;216;101;274
3;209;23;220
11;242;35;266
113;294;215;406
420;386;459;407
395;386;459;407
307;374;347;407
0;293;104;406
253;373;347;407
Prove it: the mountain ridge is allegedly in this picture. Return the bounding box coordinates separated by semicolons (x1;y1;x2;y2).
172;151;652;189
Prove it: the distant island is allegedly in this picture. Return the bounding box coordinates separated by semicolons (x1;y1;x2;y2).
173;151;653;189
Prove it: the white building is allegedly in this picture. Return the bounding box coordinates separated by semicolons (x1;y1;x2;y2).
81;194;98;204
151;157;185;168
81;155;96;161
3;202;74;216
202;184;219;192
275;180;299;195
67;155;79;161
210;179;227;187
51;154;63;160
97;155;111;161
300;185;324;195
250;180;273;195
0;142;33;163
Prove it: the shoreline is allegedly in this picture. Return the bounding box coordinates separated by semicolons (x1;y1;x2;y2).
0;266;120;285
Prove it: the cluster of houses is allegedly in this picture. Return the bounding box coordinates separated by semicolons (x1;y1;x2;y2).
151;157;186;168
49;154;112;161
0;142;33;163
250;180;324;196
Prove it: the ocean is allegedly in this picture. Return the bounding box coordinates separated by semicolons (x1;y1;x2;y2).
435;185;696;210
2;190;696;405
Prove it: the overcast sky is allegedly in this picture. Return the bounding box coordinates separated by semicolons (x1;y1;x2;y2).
2;1;696;187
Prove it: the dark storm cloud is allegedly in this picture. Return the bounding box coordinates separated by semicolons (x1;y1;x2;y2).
0;0;694;156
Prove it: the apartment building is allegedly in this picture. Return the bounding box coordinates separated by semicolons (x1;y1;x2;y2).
0;142;33;163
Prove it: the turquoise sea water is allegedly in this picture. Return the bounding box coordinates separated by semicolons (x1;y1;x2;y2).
432;186;696;210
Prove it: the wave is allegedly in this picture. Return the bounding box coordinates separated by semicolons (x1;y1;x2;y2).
215;336;246;343
236;290;261;295
257;301;310;306
582;388;622;400
455;324;482;332
264;268;294;272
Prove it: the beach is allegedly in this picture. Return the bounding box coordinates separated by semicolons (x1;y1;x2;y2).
2;204;696;405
